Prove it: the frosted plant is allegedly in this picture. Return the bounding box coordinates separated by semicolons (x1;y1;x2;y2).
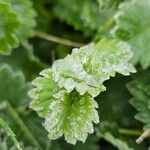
52;38;136;97
29;38;136;144
44;90;99;144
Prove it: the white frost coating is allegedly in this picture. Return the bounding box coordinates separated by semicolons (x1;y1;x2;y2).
30;38;136;144
52;54;102;97
52;38;136;98
29;68;60;118
64;78;76;93
43;91;99;144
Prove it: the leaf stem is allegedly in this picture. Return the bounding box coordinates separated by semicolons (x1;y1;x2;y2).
119;128;142;136
0;101;42;149
35;31;85;47
0;118;22;150
136;129;150;144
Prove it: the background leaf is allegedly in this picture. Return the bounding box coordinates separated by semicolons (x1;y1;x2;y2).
113;0;150;68
0;64;31;108
0;118;22;150
96;122;133;150
127;70;150;129
8;0;37;43
0;1;19;54
0;46;45;81
53;0;124;37
44;90;99;144
0;0;149;149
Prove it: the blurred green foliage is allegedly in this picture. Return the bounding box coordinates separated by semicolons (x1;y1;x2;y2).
0;0;149;149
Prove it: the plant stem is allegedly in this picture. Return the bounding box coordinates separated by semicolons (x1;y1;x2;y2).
0;118;22;150
0;101;42;150
35;31;85;47
136;129;150;144
119;128;142;136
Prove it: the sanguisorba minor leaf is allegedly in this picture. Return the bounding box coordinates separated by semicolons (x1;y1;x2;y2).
8;0;37;42
0;64;31;108
113;0;150;69
0;0;20;54
30;38;136;144
127;71;150;129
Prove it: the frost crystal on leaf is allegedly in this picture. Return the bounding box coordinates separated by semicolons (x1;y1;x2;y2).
30;38;136;144
29;69;60;118
52;38;136;97
44;90;99;144
52;54;101;97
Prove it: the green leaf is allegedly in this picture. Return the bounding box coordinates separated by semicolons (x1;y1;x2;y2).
0;101;41;149
52;51;103;97
8;0;37;42
52;38;136;97
31;0;53;32
0;64;31;108
29;69;60;118
0;133;38;150
53;0;122;36
96;122;133;150
30;69;99;144
0;1;20;54
0;0;36;54
29;68;99;145
113;0;150;68
0;64;42;148
0;46;45;81
0;118;22;150
30;38;135;144
127;71;150;129
44;90;99;144
23;112;51;148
